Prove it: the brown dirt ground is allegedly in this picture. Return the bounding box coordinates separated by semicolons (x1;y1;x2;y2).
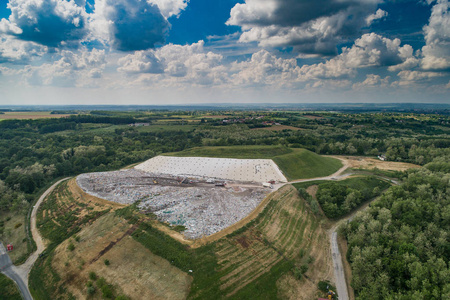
329;155;420;171
306;185;319;198
150;221;194;247
252;125;304;131
0;112;72;119
52;213;192;300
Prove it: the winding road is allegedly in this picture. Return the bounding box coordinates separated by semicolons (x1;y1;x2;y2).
0;178;70;300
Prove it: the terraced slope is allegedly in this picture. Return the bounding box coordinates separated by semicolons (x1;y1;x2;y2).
213;185;333;299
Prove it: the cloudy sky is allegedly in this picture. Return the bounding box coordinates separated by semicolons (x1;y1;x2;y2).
0;0;449;105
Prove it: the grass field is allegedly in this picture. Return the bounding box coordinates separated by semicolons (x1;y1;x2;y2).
0;273;22;300
0;212;29;264
165;146;342;180
0;111;72;120
87;124;196;134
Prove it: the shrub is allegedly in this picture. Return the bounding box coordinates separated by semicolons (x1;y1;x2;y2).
14;222;22;229
172;225;186;232
88;271;97;281
104;259;110;266
87;286;96;296
97;277;106;288
318;281;330;292
298;248;305;258
101;285;114;299
67;242;75;251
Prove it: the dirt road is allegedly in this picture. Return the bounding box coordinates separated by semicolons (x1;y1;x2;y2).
2;178;70;300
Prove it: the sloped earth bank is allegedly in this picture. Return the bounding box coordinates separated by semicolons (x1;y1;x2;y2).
214;185;333;299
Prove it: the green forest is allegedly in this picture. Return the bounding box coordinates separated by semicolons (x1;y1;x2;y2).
341;165;450;299
315;176;391;218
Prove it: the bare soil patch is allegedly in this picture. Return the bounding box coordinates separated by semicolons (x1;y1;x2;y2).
329;155;420;171
0;112;72;120
306;185;318;198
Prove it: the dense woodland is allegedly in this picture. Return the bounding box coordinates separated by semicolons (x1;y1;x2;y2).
341;166;450;299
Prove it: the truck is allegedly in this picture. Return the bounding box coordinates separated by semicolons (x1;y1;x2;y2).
263;182;273;189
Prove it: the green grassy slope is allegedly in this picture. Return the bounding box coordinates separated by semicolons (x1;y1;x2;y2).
164;146;342;181
0;274;22;300
272;149;342;180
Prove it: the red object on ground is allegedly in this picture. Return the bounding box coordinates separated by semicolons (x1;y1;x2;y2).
7;244;13;251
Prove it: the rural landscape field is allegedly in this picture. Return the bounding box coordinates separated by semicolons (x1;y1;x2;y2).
1;0;450;298
0;105;448;300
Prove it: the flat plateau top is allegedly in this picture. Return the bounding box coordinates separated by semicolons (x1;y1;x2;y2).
135;155;287;183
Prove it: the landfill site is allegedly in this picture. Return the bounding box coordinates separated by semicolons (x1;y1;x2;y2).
77;156;287;239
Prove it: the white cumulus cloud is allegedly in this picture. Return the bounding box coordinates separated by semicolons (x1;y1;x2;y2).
366;9;388;26
0;0;88;47
421;0;450;70
227;0;382;55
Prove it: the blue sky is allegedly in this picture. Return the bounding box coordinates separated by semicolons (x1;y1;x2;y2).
0;0;449;104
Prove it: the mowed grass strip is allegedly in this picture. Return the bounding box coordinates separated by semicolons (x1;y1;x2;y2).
166;145;342;180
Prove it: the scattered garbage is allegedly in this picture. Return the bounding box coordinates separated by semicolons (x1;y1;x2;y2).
77;168;270;239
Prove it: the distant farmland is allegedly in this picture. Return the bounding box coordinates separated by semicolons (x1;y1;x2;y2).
0;111;73;120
